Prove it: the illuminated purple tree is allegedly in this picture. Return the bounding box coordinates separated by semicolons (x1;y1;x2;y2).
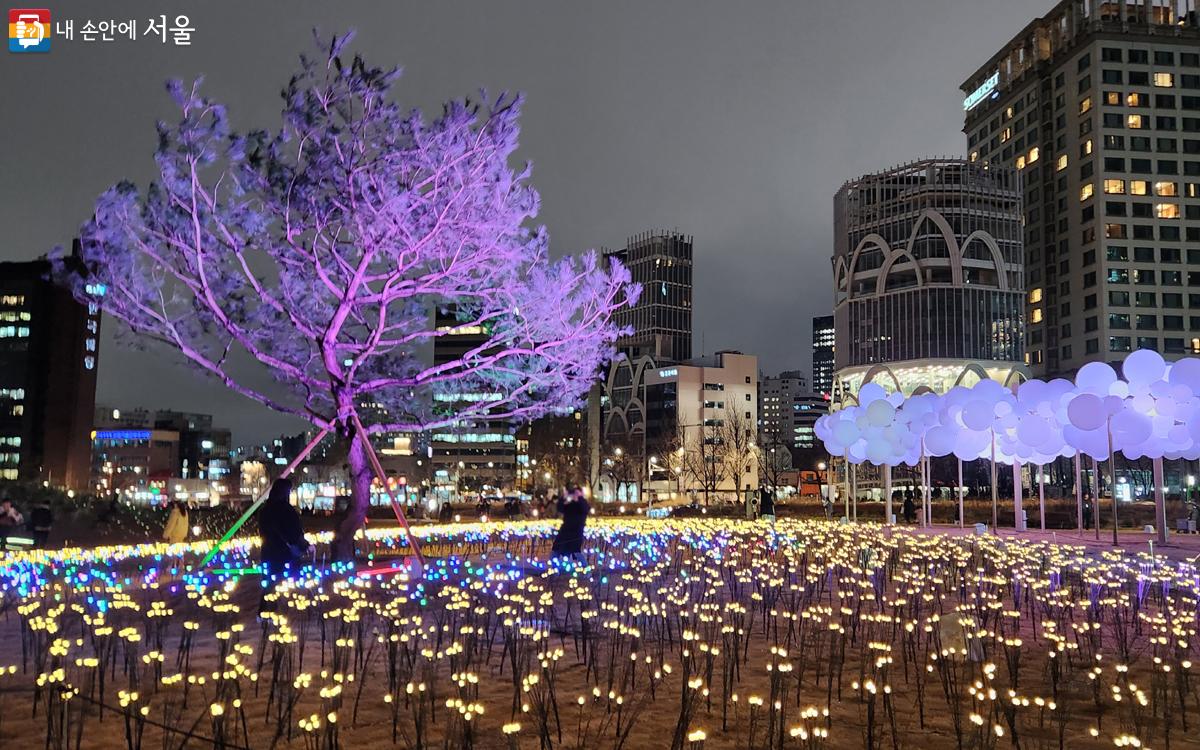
56;33;638;556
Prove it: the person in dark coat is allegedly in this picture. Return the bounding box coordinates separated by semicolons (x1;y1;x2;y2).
758;487;776;522
258;479;312;614
550;487;590;560
259;478;311;575
902;493;916;524
29;501;53;547
0;497;23;550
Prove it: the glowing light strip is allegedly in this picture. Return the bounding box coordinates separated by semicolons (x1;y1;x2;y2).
211;567;262;576
352;564;411;577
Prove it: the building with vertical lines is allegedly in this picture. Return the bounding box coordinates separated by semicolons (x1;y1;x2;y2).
961;0;1200;377
0;243;100;491
810;315;835;399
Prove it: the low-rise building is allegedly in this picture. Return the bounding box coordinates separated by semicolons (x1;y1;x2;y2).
758;370;829;451
638;350;759;503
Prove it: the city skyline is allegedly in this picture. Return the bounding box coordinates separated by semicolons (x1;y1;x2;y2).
0;0;1051;442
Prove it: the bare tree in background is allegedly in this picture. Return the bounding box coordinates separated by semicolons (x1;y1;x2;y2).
758;433;793;496
680;421;724;506
719;409;758;501
603;436;644;504
645;430;685;503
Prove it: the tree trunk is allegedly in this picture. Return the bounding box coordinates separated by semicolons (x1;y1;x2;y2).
332;430;373;561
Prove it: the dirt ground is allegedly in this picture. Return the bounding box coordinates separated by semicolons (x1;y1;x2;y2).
1;518;1198;749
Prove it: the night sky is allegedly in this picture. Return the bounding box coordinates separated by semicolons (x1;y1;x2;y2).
0;0;1050;444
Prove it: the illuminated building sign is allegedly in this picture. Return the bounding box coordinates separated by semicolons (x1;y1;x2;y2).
93;429;151;442
433;392;502;402
963;70;999;111
658;368;678;379
83;284;103;371
431;433;515;444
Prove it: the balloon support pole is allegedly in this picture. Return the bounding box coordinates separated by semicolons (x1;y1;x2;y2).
1153;456;1167;546
1013;462;1025;532
1074;452;1083;539
884;464;893;526
1038;465;1046;531
957;458;964;529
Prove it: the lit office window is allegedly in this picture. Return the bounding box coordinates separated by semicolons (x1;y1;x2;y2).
1103;179;1125;194
1080;183;1094;201
1129;180;1149;195
1155;203;1180;219
1154;181;1177;196
1057;154;1068;171
1127;114;1147;129
1154;72;1174;88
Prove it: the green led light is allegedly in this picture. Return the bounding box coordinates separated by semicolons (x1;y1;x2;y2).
212;567;261;576
199;497;268;568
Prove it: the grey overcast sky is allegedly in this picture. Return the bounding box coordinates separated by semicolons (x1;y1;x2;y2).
0;0;1050;444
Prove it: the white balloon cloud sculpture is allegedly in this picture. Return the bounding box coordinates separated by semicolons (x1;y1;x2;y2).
815;350;1200;470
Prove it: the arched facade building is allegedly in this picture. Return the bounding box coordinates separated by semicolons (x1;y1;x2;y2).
832;159;1029;406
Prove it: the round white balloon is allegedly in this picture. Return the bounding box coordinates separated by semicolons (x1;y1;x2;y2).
1067;393;1105;431
1076;361;1118;395
1122;348;1166;386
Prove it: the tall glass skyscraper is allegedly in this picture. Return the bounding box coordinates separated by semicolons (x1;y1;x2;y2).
600;230;694;447
810;315;835;399
606;231;693;364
